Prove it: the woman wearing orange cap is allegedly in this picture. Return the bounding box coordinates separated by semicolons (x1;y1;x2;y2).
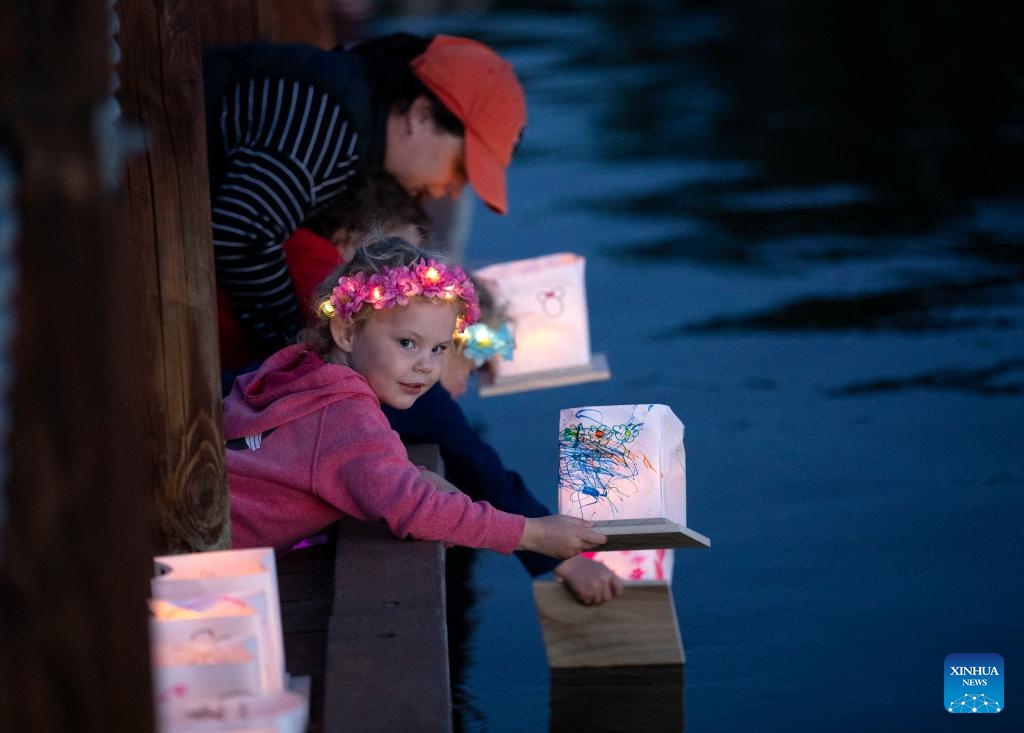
204;33;526;362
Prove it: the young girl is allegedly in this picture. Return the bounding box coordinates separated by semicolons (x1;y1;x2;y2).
223;238;606;560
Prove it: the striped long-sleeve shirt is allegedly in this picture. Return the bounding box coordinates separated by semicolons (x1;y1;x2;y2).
205;44;382;359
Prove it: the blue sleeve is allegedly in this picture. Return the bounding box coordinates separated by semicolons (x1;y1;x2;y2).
383;384;560;577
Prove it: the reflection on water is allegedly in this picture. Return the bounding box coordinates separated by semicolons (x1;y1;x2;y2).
549;665;684;732
678;275;1020;333
376;1;1023;731
829;359;1024;397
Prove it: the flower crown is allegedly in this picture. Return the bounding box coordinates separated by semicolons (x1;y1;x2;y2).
456;322;516;367
319;259;480;329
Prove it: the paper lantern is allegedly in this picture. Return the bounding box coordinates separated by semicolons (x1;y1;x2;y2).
158;687;310;733
558;404;709;550
152;548;285;694
474;253;609;395
150;595;266;713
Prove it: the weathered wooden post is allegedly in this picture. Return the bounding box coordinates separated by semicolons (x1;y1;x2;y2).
198;0;338;48
117;0;229;553
0;1;155;730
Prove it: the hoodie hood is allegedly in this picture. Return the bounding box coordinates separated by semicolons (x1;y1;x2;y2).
223;344;377;440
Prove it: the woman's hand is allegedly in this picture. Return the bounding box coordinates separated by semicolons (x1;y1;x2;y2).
553;554;624;606
518;515;606;559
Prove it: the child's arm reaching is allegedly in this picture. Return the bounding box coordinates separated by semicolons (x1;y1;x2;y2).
418;467;612;561
518;515;606;559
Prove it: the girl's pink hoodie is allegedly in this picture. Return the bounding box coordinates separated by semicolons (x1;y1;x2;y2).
223;344;525;554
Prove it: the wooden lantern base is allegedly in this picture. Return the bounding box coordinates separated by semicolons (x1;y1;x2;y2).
591;518;711;551
478;353;610;397
533;580;684;668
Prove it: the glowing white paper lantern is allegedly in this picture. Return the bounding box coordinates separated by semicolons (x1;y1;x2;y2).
152;548;285;694
150;595;266;711
558;404;709;550
475;253;609;394
559;404;685;523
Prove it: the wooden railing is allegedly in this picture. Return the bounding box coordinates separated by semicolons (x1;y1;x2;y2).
277;444;452;733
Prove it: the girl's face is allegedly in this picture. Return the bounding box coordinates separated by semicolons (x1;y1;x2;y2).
331;298;457;409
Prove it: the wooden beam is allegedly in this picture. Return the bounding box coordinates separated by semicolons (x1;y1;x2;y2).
478;352;611;397
277;445;453;733
0;1;154;730
198;0;337;48
593;518;711;551
322;444;452;733
117;0;229;553
324;518;452;732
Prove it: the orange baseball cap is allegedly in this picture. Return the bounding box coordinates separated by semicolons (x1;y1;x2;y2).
410;35;527;215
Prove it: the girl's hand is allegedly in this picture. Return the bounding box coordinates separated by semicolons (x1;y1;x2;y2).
518;515;606;559
554;554;624;606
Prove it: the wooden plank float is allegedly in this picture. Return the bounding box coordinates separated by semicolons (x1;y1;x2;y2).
533;580;684;668
478;352;611;397
536;580;686;730
594;518;711;551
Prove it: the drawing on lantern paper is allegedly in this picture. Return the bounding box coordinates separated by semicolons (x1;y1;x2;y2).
558;406;654;518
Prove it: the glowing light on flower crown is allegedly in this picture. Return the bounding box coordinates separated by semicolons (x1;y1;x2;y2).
456;322;516;367
321;259;480;330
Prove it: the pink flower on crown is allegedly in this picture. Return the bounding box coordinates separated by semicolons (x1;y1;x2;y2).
387;267;424;307
414;259;450;298
363;273;393;310
325;258;480;329
330;271;370;319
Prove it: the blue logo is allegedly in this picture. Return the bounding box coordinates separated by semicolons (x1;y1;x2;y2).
945;653;1003;713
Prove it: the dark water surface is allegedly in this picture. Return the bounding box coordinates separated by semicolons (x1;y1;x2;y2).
377;3;1023;731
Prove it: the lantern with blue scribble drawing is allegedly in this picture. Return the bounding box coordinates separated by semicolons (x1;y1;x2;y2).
558;404;709;551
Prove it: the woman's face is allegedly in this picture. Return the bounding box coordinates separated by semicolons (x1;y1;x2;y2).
385;96;468;201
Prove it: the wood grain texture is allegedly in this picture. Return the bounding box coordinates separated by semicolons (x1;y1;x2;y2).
0;1;154;730
295;444;450;733
198;0;336;48
324;516;453;732
278;538;336;733
534;580;685;668
478;351;611;397
593;519;711;551
118;0;229;553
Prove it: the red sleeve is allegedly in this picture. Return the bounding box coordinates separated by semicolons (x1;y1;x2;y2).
282;228;342;319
